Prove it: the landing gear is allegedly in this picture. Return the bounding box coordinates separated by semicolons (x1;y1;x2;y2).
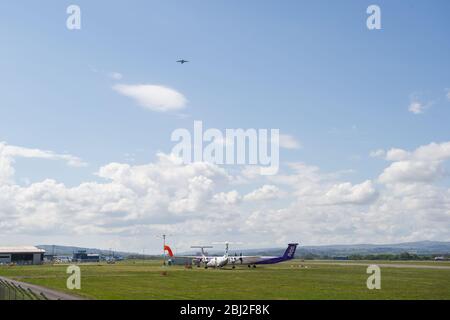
253;265;256;268
232;265;235;269
248;265;251;268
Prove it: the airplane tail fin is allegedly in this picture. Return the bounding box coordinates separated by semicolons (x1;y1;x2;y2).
191;246;213;257
283;243;298;259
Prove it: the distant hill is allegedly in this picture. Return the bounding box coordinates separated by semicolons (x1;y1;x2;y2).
295;241;450;257
37;241;450;258
185;241;450;257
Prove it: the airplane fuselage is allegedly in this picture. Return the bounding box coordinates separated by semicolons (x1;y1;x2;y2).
230;243;299;267
206;256;228;268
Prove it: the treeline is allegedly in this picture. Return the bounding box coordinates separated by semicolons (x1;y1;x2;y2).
126;254;161;260
347;252;440;260
300;252;448;261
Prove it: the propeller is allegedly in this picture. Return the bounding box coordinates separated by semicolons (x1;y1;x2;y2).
210;242;244;267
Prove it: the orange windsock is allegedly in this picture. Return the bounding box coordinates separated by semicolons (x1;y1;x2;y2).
164;245;174;257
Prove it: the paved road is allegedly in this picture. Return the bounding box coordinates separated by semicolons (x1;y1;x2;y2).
305;261;450;270
0;276;84;300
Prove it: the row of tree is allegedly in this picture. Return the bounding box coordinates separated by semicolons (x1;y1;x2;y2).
299;252;448;260
347;252;441;260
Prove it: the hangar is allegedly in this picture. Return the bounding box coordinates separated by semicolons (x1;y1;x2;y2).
0;246;45;265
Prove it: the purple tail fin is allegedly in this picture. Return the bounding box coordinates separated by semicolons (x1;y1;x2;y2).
283;243;298;259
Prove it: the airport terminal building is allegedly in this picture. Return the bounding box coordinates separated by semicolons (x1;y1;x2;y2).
73;250;100;263
0;246;45;265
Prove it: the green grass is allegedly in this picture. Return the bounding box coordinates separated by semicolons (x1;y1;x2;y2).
307;260;450;266
0;260;449;300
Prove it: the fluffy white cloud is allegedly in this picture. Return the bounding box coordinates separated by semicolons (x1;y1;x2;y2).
379;142;450;184
113;84;187;112
1;141;449;252
211;190;241;205
0;151;232;238
269;162;378;206
169;176;215;213
385;148;411;161
325;180;377;205
414;142;450;161
379;160;443;184
244;185;282;201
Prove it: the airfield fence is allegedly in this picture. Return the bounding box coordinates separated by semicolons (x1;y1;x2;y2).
0;278;49;300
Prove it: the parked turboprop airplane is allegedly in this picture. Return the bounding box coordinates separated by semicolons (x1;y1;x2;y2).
230;243;299;268
190;245;214;268
177;242;299;269
189;244;230;268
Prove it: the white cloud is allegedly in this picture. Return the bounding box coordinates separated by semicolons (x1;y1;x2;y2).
279;134;301;150
270;162;377;206
379;160;443;184
244;185;282;201
325;180;377;205
1;141;449;252
1;144;86;167
414;141;450;161
211;190;241;205
241;166;263;180
385;148;411;161
408;93;434;115
408;101;426;114
0;142;86;184
113;84;187;112
258;133;301;150
0;152;232;240
446;89;450;101
168;176;215;213
379;142;450;184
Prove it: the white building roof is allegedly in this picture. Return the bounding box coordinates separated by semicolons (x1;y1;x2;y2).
0;246;45;254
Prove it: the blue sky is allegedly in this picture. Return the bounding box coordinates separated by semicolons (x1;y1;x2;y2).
0;1;449;252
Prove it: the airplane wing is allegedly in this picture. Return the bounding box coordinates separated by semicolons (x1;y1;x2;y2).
229;255;262;265
170;255;204;265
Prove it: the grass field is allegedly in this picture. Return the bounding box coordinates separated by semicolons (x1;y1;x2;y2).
0;260;449;300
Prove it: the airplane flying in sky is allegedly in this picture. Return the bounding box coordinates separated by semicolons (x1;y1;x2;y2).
176;59;189;64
